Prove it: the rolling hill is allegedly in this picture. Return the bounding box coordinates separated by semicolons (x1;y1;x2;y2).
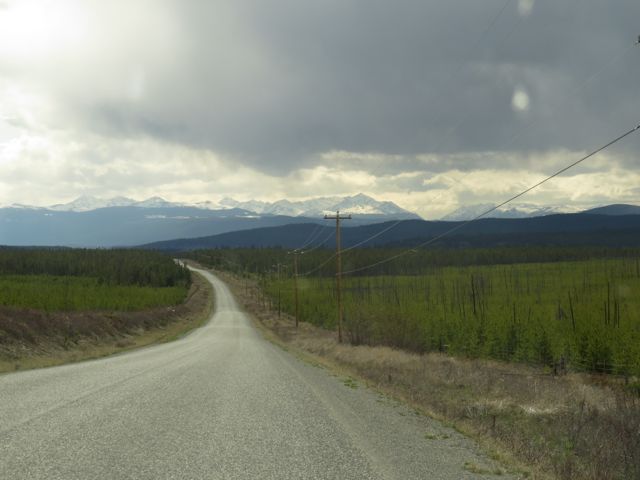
142;213;640;251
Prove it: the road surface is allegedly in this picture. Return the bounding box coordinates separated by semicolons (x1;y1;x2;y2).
0;268;514;479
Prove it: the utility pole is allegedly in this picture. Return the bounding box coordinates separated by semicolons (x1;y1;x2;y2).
293;252;299;328
287;251;300;328
276;263;281;319
272;263;286;318
324;210;352;342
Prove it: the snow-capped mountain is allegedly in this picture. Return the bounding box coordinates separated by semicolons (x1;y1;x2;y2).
441;203;585;221
30;195;195;212
11;193;419;219
218;198;270;214
332;194;408;216
0;193;419;247
132;196;179;209
192;200;224;210
48;195;137;212
217;194;419;219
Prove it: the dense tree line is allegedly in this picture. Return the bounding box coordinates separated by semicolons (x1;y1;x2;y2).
0;248;191;288
187;246;640;278
0;275;187;312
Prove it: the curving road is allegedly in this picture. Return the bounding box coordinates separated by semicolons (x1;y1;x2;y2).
0;268;514;479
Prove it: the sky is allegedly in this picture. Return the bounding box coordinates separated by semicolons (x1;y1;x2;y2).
0;0;638;219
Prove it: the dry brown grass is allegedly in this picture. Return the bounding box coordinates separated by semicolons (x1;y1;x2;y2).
0;272;213;373
219;269;640;480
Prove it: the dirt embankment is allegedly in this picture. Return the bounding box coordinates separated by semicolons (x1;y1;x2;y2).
0;272;213;373
218;269;640;480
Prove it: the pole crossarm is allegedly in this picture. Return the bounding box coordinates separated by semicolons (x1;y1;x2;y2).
323;214;353;221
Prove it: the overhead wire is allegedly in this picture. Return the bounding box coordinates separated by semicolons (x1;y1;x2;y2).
332;34;640;269
340;123;640;276
293;221;326;251
288;229;336;280
298;252;338;277
297;227;336;257
294;6;639;278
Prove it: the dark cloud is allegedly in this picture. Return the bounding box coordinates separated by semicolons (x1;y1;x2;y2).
8;0;640;176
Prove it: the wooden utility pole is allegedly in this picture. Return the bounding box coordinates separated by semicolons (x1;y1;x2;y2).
324;210;352;342
276;263;281;318
287;251;300;328
273;263;286;318
293;252;299;328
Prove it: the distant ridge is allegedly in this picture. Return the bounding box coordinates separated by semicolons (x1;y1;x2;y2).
142;213;640;251
441;202;584;221
441;202;640;221
581;204;640;216
4;198;640;248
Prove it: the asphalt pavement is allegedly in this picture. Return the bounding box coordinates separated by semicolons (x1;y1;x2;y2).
0;268;516;479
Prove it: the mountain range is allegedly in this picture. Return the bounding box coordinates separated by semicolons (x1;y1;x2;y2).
7;193;419;219
217;193;419;218
2;191;640;248
0;194;418;247
10;194;635;220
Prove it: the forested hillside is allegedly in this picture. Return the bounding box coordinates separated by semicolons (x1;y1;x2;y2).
145;213;640;250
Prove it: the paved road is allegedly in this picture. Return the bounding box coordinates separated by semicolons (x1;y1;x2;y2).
0;269;514;479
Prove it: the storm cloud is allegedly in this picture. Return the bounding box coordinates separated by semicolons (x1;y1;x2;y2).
0;0;639;217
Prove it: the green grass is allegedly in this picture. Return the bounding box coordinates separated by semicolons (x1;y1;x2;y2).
0;275;188;311
265;258;640;376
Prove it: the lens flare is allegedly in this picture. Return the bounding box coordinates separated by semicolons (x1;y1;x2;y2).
518;0;535;16
511;87;530;112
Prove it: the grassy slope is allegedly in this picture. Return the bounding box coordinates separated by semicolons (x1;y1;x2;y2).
0;272;213;374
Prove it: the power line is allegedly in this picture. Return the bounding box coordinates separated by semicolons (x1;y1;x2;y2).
298;251;336;277
295;30;638;279
294;222;326;251
341;22;636;260
299;227;335;255
341;220;405;253
341;123;640;276
299;212;419;272
332;37;639;260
